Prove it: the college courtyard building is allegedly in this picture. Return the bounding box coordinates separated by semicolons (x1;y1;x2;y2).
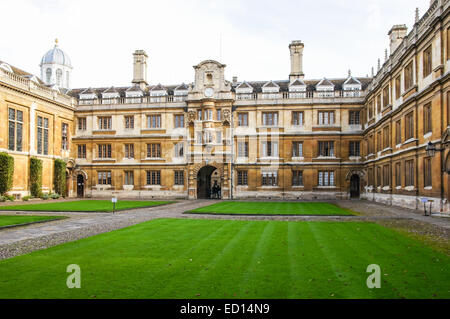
1;0;450;213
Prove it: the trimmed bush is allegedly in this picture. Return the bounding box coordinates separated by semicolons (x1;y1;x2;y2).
22;196;31;201
53;159;66;196
41;193;49;200
4;195;15;201
0;152;14;195
29;157;43;198
50;193;60;199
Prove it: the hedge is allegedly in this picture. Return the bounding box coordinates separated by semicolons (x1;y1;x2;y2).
29;157;43;198
0;152;14;195
53;159;66;196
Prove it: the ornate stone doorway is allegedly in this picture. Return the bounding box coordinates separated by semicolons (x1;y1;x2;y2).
197;166;217;199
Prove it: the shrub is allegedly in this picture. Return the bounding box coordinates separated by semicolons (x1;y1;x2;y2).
29;157;43;198
0;152;14;195
53;159;66;197
22;196;31;201
0;196;6;202
50;193;60;199
41;193;50;200
4;195;15;201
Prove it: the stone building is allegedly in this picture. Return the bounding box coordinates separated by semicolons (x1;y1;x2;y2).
1;0;450;213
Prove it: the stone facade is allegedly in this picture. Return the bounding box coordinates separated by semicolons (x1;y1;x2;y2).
1;0;450;213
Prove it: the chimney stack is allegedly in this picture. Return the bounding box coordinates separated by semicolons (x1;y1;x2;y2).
232;76;238;84
132;50;148;89
388;25;408;55
289;40;305;82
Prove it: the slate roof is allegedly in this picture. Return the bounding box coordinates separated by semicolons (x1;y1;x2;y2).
67;77;372;98
290;79;306;86
102;86;119;93
344;76;362;85
151;83;167;91
317;78;334;87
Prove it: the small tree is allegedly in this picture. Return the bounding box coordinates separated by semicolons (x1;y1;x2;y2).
0;152;14;195
53;159;67;196
29;157;43;197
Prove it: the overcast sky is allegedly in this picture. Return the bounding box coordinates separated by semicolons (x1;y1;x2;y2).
0;0;431;89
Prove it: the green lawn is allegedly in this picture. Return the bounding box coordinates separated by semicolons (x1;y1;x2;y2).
187;201;355;216
0;200;174;212
0;215;63;227
0;218;448;299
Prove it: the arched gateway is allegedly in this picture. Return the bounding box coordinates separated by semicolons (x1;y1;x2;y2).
197;165;220;199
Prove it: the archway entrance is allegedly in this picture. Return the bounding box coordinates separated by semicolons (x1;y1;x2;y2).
77;174;85;198
350;174;360;198
197;166;217;199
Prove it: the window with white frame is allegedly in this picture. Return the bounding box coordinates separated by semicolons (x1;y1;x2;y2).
292;111;304;126
238;141;249;158
124;144;134;159
261;141;278;157
125;115;134;129
318;111;335;125
318;141;334;157
318;171;334;186
98;117;112;130
262;112;278;126
292;142;303;157
292;170;303;186
174;114;184;128
98;171;112;185
174;142;184;157
147;115;161;128
174;171;184;185
124;171;134;185
262;171;278;186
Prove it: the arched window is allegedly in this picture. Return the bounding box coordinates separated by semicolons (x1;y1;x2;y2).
56;69;62;86
46;68;52;83
66;71;70;87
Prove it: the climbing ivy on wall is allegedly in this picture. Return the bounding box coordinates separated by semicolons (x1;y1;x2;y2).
53;159;67;196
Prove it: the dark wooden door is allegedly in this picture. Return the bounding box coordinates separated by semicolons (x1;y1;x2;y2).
77;175;84;197
350;175;360;198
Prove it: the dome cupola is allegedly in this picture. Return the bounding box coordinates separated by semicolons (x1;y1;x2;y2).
40;39;73;89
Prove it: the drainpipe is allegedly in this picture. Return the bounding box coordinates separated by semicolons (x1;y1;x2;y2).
230;106;235;199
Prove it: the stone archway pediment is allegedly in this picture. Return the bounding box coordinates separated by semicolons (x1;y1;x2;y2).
345;169;365;181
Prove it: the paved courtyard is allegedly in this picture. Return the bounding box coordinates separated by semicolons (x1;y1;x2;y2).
0;199;449;260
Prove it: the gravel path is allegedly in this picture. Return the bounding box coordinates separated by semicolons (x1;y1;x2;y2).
0;199;449;260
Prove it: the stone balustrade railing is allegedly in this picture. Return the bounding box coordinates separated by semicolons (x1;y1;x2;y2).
0;68;75;107
78;89;365;105
370;0;447;90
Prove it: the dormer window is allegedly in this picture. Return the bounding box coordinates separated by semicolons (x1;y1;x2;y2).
79;88;97;105
262;81;280;99
125;85;144;103
102;87;120;104
150;84;167;102
236;81;254;100
174;83;189;102
289;79;307;98
316;78;335;97
343;76;362;97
